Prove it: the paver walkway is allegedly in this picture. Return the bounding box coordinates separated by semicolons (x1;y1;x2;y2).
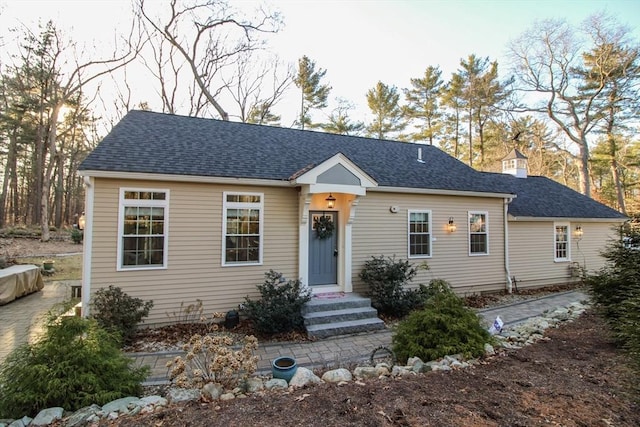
132;289;590;384
0;283;589;384
0;279;78;363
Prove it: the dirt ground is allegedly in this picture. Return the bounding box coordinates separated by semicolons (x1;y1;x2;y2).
4;237;639;426
102;312;639;427
0;235;82;259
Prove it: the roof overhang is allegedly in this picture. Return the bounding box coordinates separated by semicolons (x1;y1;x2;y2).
508;215;628;223
290;152;378;196
372;186;516;199
78;170;291;187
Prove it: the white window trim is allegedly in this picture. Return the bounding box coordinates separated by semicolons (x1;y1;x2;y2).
554;222;571;262
222;191;264;267
117;188;170;271
468;211;489;256
407;209;432;259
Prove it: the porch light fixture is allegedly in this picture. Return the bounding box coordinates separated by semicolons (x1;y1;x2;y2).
575;226;583;239
448;217;457;233
78;213;86;231
325;193;336;209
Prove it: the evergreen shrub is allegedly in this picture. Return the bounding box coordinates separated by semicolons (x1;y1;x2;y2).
0;309;148;418
360;255;429;317
586;228;640;370
242;270;311;335
90;285;153;344
392;281;493;363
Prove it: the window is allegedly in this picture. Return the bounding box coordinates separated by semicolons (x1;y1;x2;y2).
469;211;488;255
118;189;168;270
223;192;263;265
554;223;570;261
408;210;431;258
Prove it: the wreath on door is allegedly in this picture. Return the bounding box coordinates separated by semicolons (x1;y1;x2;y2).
314;215;335;240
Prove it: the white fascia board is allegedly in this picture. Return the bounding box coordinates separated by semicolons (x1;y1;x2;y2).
293;153;378;188
371;186;516;199
508;215;627;223
309;183;367;196
79;170;290;187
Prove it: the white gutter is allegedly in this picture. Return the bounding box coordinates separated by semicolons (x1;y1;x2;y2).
504;196;514;294
372;186;515;199
81;176;94;317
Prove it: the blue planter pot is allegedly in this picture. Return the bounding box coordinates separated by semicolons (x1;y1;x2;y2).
272;356;298;383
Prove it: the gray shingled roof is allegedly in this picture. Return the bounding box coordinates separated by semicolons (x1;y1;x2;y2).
79;110;508;194
80;110;626;220
482;172;627;219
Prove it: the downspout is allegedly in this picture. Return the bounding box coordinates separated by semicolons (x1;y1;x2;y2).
81;175;94;317
504;196;514;293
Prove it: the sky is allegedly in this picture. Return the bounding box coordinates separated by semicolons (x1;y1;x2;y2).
1;0;639;128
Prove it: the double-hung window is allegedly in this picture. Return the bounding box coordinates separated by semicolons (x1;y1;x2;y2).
554;223;570;261
408;210;432;258
223;192;263;265
469;211;488;255
118;189;168;270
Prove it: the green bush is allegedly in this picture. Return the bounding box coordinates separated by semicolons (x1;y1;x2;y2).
70;228;83;244
0;310;148;418
90;285;154;345
360;255;429;317
392;282;493;363
242;270;311;335
586;229;640;369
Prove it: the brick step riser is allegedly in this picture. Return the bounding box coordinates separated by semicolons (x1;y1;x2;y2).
307;321;386;339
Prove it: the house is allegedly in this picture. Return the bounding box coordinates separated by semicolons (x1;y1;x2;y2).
78;110;627;325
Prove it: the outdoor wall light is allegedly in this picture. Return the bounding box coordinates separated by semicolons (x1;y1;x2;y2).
78;213;86;231
325;193;336;209
575;225;583;238
448;217;457;233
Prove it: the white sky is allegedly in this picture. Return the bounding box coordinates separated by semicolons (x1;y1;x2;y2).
1;0;639;128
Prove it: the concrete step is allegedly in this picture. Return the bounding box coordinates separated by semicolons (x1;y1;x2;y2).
302;294;374;314
306;317;386;339
304;306;380;326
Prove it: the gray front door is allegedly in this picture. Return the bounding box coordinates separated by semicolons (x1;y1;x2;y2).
309;211;338;286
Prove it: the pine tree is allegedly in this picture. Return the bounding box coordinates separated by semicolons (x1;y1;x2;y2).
294;55;331;130
365;81;405;140
403;66;444;145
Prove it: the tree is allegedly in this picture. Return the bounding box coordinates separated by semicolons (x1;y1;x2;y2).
138;0;282;121
580;13;640;214
455;54;509;167
440;73;465;158
365;81;405;140
508;16;638;198
294;55;331;130
321;98;364;135
403;66;444;145
0;20;140;239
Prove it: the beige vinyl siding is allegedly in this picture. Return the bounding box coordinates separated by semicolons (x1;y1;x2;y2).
89;178;298;324
508;221;620;289
351;191;507;295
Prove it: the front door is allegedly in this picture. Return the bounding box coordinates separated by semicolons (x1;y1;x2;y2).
309;211;338;286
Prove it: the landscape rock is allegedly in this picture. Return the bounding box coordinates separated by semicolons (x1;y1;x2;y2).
289;367;322;388
167;387;201;403
484;343;495;355
246;378;264;393
220;393;235;401
31;407;63;426
64;404;100;427
353;366;378;379
100;396;140;415
265;378;288;390
322;368;352;383
202;383;224;400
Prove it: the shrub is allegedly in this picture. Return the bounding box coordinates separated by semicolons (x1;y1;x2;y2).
167;334;258;390
586;229;640;370
70;228;83;244
242;270;311;335
392;281;493;364
360;255;429;317
90;285;154;344
0;308;148;418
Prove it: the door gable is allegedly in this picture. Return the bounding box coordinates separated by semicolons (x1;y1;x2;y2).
291;153;377;196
